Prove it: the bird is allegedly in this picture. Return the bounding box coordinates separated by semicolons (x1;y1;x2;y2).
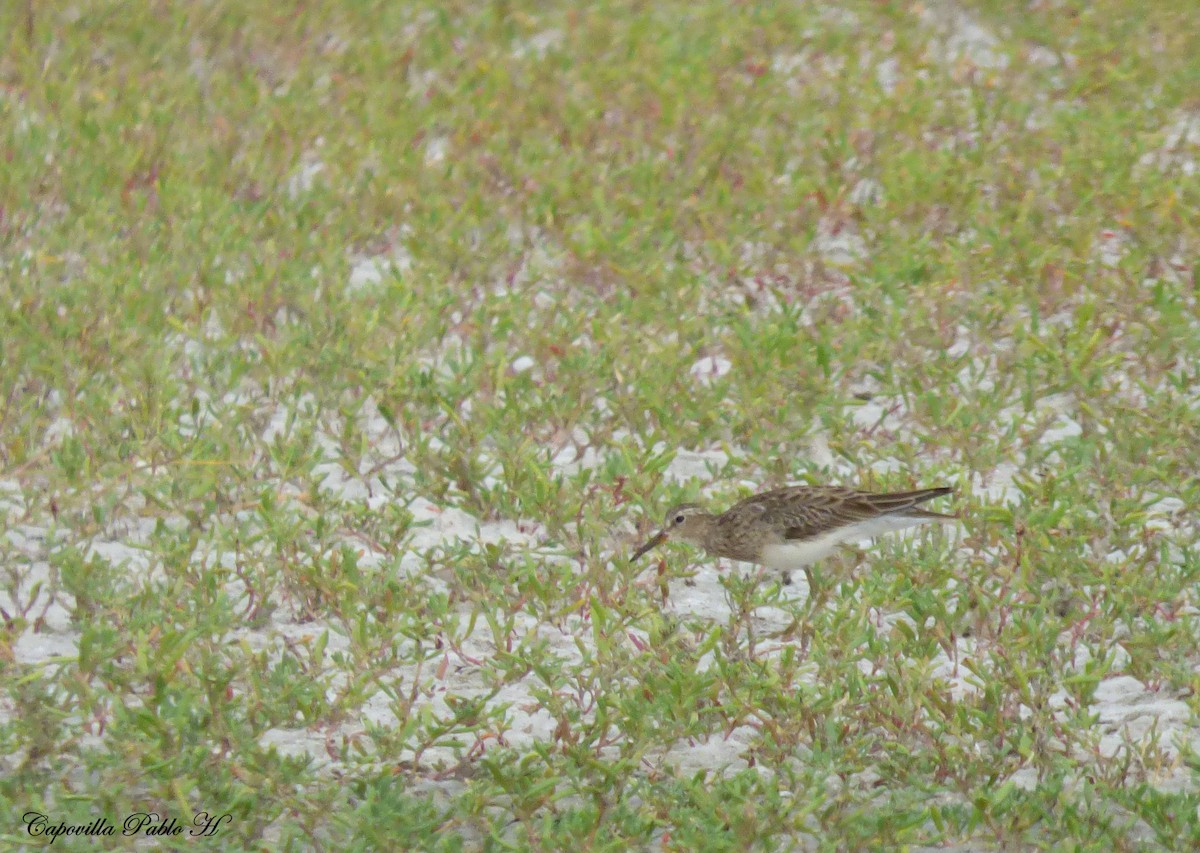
630;484;956;592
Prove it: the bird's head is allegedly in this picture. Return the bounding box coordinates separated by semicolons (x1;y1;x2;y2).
630;503;711;561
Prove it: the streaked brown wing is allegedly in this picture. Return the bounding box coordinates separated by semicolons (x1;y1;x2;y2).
778;489;881;541
725;485;952;542
720;486;865;541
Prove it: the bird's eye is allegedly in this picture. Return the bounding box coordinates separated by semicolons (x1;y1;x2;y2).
674;514;685;524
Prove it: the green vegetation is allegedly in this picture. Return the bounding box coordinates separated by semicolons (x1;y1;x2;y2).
2;0;1199;849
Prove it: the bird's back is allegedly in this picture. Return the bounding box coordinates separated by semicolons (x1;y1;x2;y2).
717;485;953;544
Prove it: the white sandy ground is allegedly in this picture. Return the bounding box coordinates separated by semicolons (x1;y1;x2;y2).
9;192;1200;848
6;4;1200;845
4;367;1198;804
4;328;1193;817
7;284;1200;838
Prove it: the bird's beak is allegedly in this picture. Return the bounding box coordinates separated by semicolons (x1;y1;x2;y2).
631;530;668;563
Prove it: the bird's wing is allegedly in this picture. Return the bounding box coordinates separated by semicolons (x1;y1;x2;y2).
728;486;951;541
721;486;859;540
778;488;880;540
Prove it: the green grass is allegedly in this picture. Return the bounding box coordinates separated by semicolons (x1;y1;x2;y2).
2;0;1200;849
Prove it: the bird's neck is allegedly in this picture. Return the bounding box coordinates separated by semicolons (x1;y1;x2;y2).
690;514;720;547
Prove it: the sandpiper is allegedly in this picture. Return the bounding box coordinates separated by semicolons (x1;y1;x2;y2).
631;485;956;590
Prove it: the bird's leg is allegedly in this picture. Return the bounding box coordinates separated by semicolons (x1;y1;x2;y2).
803;565;833;615
773;566;822;650
798;619;814;657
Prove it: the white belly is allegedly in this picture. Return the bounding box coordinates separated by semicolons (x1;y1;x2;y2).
758;531;845;569
756;515;939;570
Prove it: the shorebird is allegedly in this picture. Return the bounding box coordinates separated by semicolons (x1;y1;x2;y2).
631;484;956;591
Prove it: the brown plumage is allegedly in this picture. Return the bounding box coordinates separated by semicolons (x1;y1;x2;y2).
631;485;955;585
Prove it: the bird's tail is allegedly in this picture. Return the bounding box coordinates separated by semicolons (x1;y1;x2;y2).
875;486;957;519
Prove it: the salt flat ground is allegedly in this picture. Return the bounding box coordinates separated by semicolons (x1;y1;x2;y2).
2;1;1200;849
